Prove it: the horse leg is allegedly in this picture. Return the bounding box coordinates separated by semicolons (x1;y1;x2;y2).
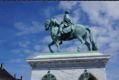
77;36;85;52
85;41;91;51
48;41;55;53
54;38;60;52
83;32;91;51
59;41;63;45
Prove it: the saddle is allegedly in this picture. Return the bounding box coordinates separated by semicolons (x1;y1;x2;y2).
60;32;72;40
60;27;76;40
62;26;72;34
59;21;75;40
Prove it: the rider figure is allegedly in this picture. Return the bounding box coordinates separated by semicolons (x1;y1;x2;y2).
57;10;74;37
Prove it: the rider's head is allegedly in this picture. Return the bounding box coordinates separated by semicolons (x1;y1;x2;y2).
64;10;72;23
65;10;70;14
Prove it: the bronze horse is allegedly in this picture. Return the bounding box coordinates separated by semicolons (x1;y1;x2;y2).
45;19;98;53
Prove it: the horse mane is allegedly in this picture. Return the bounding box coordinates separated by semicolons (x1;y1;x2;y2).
50;19;60;27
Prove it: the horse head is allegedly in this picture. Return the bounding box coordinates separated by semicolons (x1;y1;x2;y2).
45;19;51;31
45;19;60;31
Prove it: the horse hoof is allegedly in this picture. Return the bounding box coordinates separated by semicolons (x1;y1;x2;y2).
51;51;54;53
77;50;80;52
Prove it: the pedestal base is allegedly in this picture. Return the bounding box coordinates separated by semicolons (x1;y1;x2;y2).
26;51;110;80
31;68;107;80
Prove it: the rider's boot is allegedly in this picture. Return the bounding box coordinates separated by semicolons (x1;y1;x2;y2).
71;26;74;32
57;32;61;37
57;27;62;37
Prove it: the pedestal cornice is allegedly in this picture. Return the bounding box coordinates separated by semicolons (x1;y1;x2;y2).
26;51;110;69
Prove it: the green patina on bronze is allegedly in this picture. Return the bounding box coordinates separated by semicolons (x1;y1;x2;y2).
39;51;98;55
78;69;94;80
41;71;57;80
45;10;98;53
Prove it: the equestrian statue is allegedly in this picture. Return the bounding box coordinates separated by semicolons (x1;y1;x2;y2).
45;10;98;53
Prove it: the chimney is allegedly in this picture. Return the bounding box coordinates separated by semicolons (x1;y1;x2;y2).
1;63;4;70
21;76;22;80
14;74;16;79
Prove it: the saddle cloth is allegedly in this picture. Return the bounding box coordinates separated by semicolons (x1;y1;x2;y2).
62;26;72;34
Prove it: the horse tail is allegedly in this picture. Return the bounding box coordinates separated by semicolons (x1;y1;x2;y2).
86;27;98;51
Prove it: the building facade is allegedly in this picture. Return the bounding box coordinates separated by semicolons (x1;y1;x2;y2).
0;63;22;80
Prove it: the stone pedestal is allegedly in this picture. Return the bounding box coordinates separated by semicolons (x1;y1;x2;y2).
26;51;110;80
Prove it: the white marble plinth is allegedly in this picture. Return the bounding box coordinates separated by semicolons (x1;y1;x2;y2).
31;68;107;80
26;51;110;80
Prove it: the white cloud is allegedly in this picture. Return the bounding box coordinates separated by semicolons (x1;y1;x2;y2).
57;3;80;24
43;7;54;17
19;41;29;48
27;52;39;58
34;45;41;51
109;42;119;49
53;9;80;24
102;2;119;20
10;59;22;63
24;49;32;54
21;65;29;68
61;40;88;52
16;59;22;63
97;36;111;44
14;21;44;35
62;41;72;46
11;49;21;54
80;2;119;30
89;26;119;50
59;1;79;10
108;30;119;38
40;45;57;53
10;59;15;63
42;45;52;53
49;45;57;52
71;8;80;24
42;36;52;43
19;54;24;57
104;48;119;55
61;46;77;52
116;35;119;42
27;45;57;58
53;14;64;23
89;27;98;38
74;40;81;46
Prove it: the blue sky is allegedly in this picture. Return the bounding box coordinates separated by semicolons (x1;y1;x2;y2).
0;1;119;80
